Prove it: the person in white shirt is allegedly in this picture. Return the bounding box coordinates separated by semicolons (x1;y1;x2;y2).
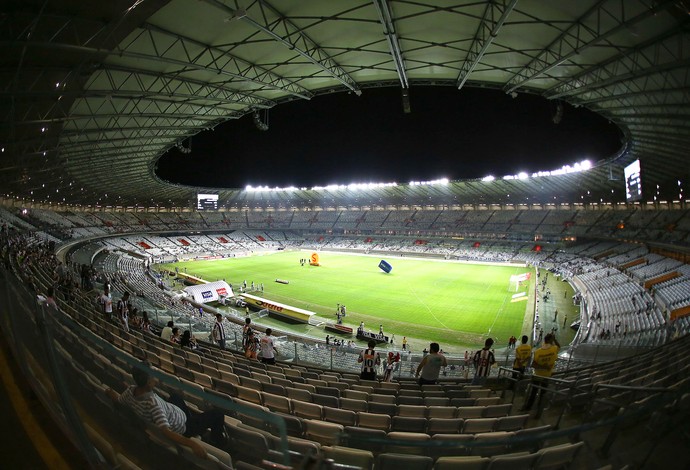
160;321;174;341
100;287;113;320
259;328;278;365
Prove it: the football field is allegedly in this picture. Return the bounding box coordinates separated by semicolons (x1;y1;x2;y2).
159;251;534;351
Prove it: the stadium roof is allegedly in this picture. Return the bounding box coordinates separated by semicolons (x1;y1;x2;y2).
2;0;689;209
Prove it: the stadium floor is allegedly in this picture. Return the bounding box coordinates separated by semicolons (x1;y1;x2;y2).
0;337;86;469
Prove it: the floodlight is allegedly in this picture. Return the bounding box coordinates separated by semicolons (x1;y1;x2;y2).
482;176;495;182
517;172;528;180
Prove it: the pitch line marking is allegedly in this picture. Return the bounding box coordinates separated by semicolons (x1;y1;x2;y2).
487;266;521;337
410;285;450;330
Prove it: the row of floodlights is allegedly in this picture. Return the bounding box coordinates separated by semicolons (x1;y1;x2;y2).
245;182;401;193
483;160;592;182
243;161;592;193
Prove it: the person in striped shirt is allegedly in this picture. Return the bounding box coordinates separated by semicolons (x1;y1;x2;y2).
212;314;226;349
358;340;381;381
106;362;226;457
245;329;259;359
471;337;496;385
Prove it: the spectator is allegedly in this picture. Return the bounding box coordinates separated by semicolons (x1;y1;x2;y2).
160;321;174;341
245;330;258;360
383;352;395;382
116;291;130;331
100;286;113;320
170;327;181;344
242;317;252;352
402;336;407;350
129;308;141;329
105;362;225;456
259;328;278;365
141;316;152;335
212;314;226;349
43;286;58;309
358;340;380;381
180;330;198;351
522;333;561;412
512;335;532;386
472;338;495;385
416;342;447;385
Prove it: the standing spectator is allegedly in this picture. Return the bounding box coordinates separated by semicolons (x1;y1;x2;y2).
471;338;496;385
40;286;58;309
45;286;58;308
402;336;407;350
212;314;226;349
522;333;560;412
117;292;130;331
99;286;113;320
105;362;226;454
259;328;278;365
245;330;259;360
242;317;252;352
383;352;396;382
415;342;447;385
512;335;532;385
358;340;380;381
160;321;174;341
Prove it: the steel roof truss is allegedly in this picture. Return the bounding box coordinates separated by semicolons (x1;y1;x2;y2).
373;0;408;88
503;0;675;93
545;27;690;99
216;0;361;95
457;0;518;91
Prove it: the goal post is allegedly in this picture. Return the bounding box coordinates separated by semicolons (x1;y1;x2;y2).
509;272;531;292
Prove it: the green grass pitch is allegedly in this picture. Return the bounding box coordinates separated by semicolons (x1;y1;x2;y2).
159;251;534;351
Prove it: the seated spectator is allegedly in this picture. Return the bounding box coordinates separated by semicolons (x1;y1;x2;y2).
141;317;152;334
160;321;174;341
129;308;141;329
170;327;181;344
105;362;226;456
180;330;202;352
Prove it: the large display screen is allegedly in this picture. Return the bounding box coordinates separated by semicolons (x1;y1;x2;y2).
624;160;642;201
197;193;218;210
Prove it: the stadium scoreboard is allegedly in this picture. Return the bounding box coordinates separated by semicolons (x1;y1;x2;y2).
197;193;218;210
624;160;642;202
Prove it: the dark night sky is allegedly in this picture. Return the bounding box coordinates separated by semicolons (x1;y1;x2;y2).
156;86;623;189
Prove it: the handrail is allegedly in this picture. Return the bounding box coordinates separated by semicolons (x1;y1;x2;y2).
593;383;677;394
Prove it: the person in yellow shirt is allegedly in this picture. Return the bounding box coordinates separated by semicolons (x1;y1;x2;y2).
521;333;560;411
512;335;532;387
